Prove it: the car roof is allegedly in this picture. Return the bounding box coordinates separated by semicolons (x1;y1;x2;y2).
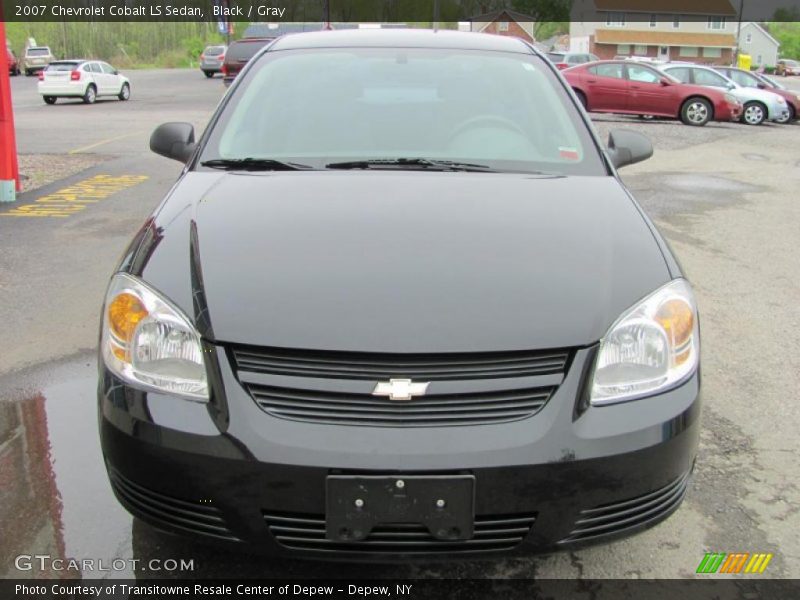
269;29;533;54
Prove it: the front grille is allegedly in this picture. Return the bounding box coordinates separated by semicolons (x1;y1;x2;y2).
264;511;536;554
231;345;570;381
247;384;553;427
108;469;239;541
559;471;691;544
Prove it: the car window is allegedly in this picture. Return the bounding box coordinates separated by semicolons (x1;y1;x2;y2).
206;46;226;55
589;63;624;79
227;40;272;62
627;65;661;83
664;67;691;83
589;54;599;61
26;48;50;56
568;55;582;64
89;63;102;73
204;48;606;176
48;62;81;71
100;63;116;74
82;64;92;72
547;53;565;63
729;70;759;87
693;69;728;87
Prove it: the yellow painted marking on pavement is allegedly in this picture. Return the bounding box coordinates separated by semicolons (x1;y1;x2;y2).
1;174;149;218
68;132;140;155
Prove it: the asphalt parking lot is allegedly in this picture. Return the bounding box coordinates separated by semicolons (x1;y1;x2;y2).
1;68;799;580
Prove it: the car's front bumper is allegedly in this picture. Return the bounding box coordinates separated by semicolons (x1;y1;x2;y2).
99;345;701;560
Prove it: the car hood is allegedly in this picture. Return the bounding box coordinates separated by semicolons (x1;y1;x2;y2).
729;86;783;106
137;172;671;353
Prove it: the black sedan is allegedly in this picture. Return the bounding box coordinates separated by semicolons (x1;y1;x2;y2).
99;29;701;560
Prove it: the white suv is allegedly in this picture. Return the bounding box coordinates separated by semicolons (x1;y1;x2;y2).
38;60;131;105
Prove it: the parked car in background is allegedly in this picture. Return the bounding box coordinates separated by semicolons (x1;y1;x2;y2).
660;64;789;125
23;46;55;75
715;66;799;123
546;51;598;70
103;30;701;560
564;60;742;126
6;47;20;76
776;59;799;77
200;45;226;78
222;38;273;86
38;60;130;105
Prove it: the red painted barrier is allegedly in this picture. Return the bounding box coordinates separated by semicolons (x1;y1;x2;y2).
1;18;22;200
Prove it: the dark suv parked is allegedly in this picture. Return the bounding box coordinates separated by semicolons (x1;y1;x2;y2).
221;38;273;86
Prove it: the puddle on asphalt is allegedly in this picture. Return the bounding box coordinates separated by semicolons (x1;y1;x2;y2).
624;172;764;221
0;355;482;579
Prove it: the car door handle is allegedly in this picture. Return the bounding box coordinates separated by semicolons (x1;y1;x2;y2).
630;85;641;89
587;79;597;83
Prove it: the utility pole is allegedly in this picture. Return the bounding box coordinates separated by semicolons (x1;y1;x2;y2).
434;0;440;30
734;0;745;66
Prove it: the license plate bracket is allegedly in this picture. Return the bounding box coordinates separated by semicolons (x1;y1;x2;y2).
326;475;475;542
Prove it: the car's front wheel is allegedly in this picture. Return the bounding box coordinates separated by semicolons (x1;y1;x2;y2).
680;97;712;126
83;84;97;104
118;83;130;101
742;101;767;125
774;104;795;124
43;96;57;105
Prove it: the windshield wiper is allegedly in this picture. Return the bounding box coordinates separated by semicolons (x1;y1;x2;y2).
325;158;497;172
201;158;313;171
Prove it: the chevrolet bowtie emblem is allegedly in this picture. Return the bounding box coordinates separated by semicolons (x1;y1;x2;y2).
372;379;430;401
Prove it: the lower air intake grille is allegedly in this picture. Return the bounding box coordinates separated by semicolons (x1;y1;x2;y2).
559;471;691;544
109;469;239;541
263;511;536;554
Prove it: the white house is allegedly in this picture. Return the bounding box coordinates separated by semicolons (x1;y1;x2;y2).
739;22;780;68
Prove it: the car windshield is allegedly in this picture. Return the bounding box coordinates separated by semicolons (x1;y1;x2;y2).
47;62;80;71
227;40;271;62
205;46;225;55
783;59;799;66
27;48;50;56
203;47;605;176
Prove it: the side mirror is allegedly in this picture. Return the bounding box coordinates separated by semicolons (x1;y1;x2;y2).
756;82;766;89
150;122;196;163
659;77;671;86
113;69;119;75
607;129;653;169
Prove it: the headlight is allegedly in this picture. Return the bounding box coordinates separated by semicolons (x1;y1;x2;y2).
724;93;737;104
591;279;699;405
101;273;208;401
776;96;786;104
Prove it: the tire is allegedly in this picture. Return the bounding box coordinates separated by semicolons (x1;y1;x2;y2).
25;69;31;76
43;96;57;105
680;97;712;126
203;70;214;78
83;84;97;104
118;83;130;101
574;89;588;110
742;101;766;126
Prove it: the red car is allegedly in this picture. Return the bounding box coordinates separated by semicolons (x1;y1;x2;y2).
564;61;742;126
6;47;20;76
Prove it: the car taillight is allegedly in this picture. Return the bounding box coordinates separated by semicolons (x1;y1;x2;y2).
70;70;81;81
221;64;228;76
200;54;205;61
37;70;45;80
556;63;569;70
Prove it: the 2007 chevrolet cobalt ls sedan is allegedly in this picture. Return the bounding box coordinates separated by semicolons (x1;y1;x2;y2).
99;30;700;560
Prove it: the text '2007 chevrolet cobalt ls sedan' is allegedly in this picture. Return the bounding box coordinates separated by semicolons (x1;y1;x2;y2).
99;30;701;560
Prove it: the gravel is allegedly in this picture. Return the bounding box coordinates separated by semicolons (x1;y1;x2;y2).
17;153;111;194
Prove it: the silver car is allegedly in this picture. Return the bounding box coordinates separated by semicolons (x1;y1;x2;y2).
200;45;227;78
23;46;55;76
661;64;788;125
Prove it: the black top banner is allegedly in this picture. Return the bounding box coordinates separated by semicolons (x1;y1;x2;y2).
3;0;800;23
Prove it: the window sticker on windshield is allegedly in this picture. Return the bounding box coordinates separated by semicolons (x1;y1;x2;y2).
559;147;580;160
